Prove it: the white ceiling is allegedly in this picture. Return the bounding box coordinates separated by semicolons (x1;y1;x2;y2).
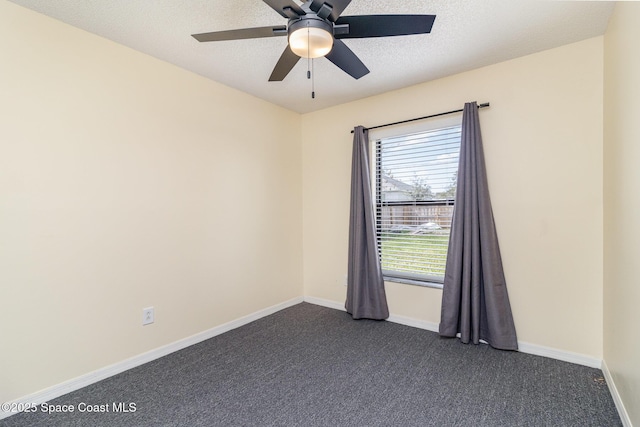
9;0;614;113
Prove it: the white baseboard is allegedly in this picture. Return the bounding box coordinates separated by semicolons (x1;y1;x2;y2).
0;296;303;421
601;360;633;427
303;295;346;312
301;296;436;332
516;341;601;369
386;313;440;333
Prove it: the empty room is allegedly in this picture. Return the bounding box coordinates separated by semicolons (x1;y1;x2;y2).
0;0;638;426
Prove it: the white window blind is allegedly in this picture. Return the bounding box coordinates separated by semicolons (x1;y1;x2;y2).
374;125;461;284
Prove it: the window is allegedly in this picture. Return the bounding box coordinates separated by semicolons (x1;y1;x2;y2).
373;124;461;286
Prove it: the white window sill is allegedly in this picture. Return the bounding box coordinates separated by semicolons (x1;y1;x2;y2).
383;276;444;290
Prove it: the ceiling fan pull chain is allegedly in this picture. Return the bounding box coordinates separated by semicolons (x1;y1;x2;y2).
307;24;311;80
307;23;315;99
312;58;316;99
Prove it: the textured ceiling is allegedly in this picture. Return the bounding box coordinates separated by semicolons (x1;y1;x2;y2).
9;0;614;113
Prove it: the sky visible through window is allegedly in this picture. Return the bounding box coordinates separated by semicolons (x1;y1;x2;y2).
377;125;461;201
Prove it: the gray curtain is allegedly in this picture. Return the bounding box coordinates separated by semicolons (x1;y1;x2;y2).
439;102;518;350
345;126;389;320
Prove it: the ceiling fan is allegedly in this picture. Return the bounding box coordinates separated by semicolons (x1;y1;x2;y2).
192;0;436;82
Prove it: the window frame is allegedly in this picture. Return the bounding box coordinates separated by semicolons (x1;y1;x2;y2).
369;115;462;289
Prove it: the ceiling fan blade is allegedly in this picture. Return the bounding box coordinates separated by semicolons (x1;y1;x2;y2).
262;0;307;19
307;0;353;22
335;15;436;39
325;39;369;80
269;46;301;81
192;26;287;42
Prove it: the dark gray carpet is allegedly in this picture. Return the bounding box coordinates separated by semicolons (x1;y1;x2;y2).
2;303;621;426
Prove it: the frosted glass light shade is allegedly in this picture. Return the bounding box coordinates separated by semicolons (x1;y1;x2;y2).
289;27;333;58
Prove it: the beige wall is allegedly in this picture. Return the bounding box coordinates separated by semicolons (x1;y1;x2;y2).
604;3;640;425
302;37;604;358
0;2;302;403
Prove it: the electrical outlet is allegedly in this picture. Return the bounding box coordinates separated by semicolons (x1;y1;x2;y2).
142;307;154;326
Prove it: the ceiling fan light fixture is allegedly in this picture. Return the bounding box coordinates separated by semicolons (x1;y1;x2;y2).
288;21;333;59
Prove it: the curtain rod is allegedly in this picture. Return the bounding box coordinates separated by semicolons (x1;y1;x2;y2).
351;102;490;134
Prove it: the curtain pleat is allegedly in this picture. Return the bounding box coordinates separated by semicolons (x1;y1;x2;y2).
439;102;518;350
346;126;389;320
